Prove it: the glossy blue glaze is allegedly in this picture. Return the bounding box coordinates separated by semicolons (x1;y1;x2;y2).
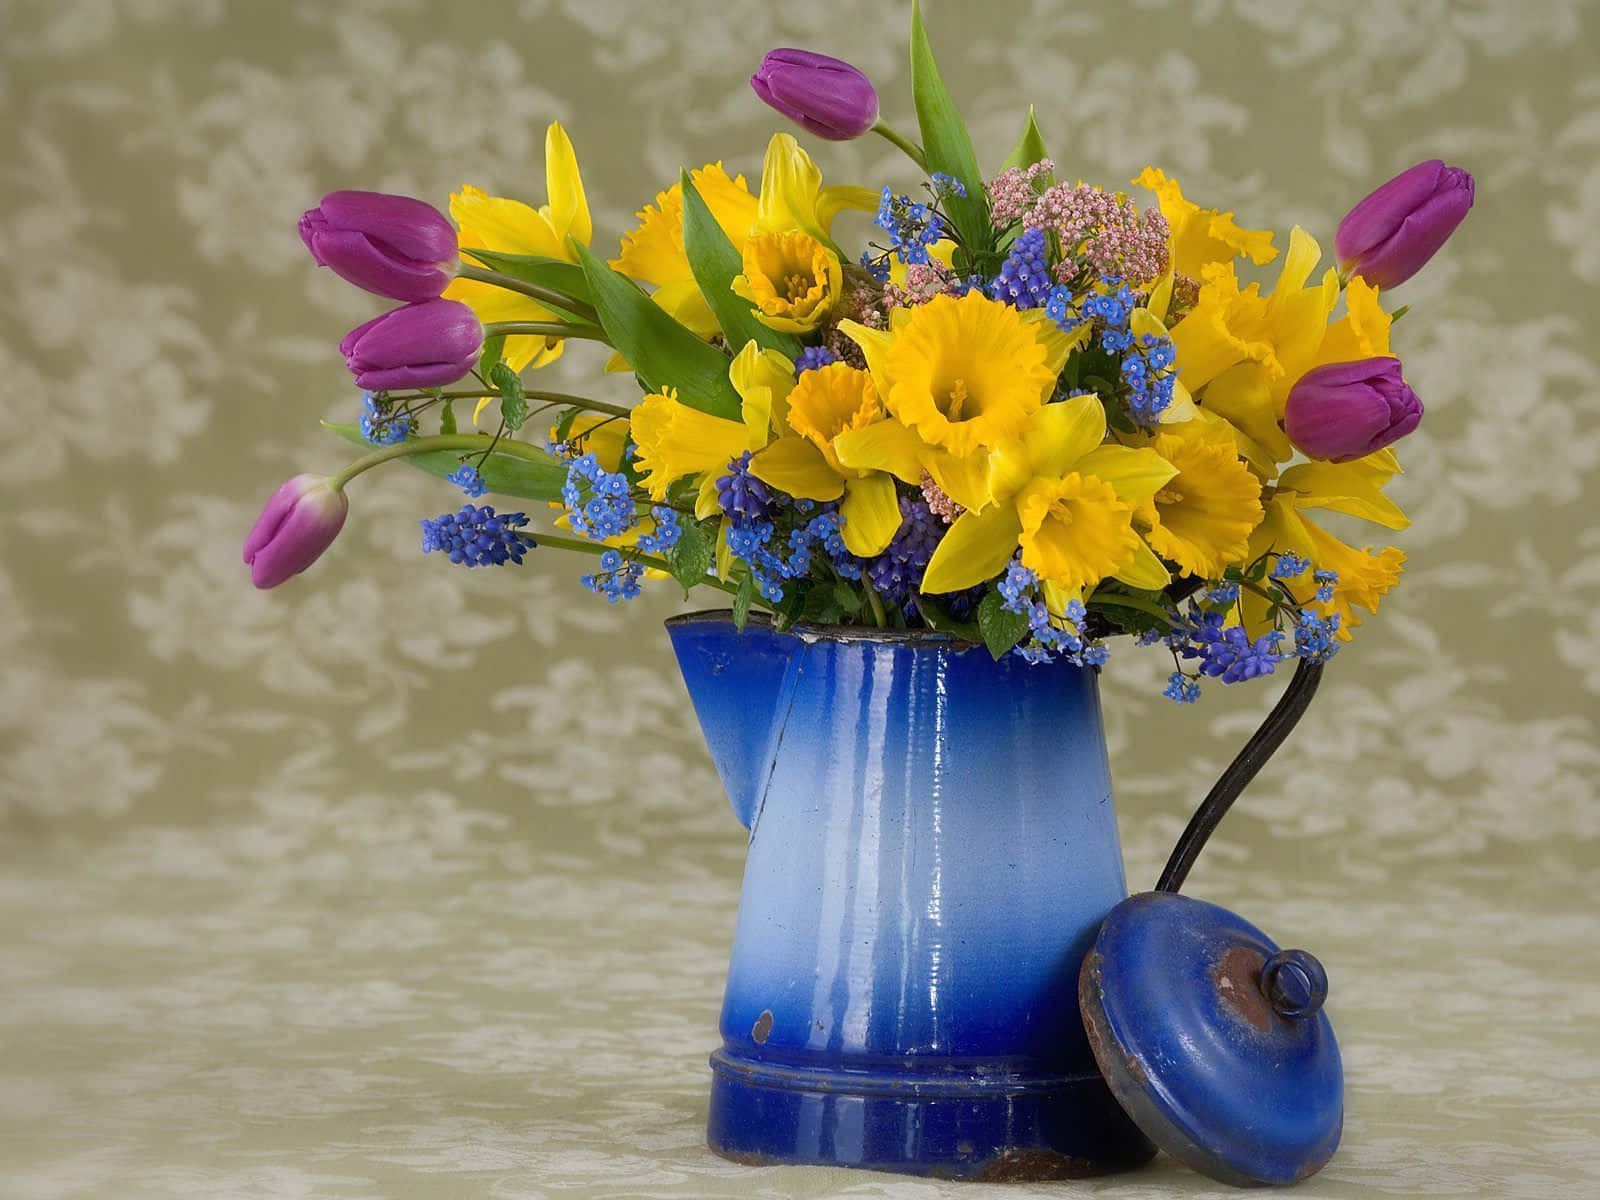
667;613;1154;1179
1080;891;1343;1186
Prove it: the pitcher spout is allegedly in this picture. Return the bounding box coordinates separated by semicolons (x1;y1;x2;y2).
666;613;802;830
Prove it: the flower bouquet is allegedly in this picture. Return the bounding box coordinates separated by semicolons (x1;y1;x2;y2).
247;3;1470;1186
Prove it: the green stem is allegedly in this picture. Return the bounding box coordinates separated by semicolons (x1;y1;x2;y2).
384;387;633;420
454;264;599;323
1390;304;1410;323
533;533;740;597
871;120;929;172
328;434;552;491
863;578;888;628
484;320;611;345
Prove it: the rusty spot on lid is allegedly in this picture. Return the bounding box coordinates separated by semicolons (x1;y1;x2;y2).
1125;1051;1148;1086
1213;945;1272;1034
751;1010;773;1044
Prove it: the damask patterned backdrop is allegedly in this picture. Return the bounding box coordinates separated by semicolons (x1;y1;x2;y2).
2;1;1597;1197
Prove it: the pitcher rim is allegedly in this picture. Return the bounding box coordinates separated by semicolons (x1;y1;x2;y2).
666;608;984;649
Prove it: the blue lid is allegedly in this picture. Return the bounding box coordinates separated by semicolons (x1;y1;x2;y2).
1079;891;1343;1187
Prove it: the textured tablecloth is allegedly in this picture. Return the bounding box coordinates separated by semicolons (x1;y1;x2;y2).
2;2;1598;1197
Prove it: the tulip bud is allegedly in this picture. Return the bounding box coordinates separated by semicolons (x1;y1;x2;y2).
1334;160;1474;290
1284;357;1422;463
243;474;349;589
340;299;483;391
299;190;458;302
750;49;879;141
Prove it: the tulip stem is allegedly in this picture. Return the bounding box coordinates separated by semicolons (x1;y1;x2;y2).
454;264;599;323
483;320;612;345
532;533;741;598
326;433;557;492
871;120;929;172
381;388;633;419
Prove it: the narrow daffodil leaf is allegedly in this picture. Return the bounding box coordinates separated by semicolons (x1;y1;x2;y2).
570;240;742;420
680;171;801;359
1002;106;1052;176
909;0;992;257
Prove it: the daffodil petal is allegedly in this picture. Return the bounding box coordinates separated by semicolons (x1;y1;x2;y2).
1114;537;1172;589
543;122;591;248
1278;459;1410;530
839;472;903;557
833;418;927;485
924;447;992;512
1017;394;1106;482
816;185;877;236
921;504;1024;595
754;132;826;241
695;475;723;520
1077;444;1178;507
838;319;896;398
730;341;797;442
748;437;845;501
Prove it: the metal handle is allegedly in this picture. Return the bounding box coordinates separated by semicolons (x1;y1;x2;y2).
1154;659;1326;894
1261;949;1329;1019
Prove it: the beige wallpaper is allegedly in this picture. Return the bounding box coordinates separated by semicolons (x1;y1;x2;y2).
1;2;1597;1197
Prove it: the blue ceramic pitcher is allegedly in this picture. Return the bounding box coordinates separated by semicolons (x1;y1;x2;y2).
667;612;1158;1180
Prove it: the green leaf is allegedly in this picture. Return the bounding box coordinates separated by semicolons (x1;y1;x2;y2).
665;518;714;596
477;333;505;381
489;362;527;431
439;399;456;435
831;580;864;616
1002;106;1051;173
732;571;756;630
680;172;802;359
323;422;567;502
916;596;982;643
553;406;580;445
570;240;743;420
458;249;593;306
977;589;1030;660
910;0;992;261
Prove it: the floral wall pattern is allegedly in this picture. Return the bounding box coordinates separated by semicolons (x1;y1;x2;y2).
1;2;1596;1196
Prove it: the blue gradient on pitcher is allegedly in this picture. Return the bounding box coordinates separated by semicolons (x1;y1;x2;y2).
671;621;1129;1075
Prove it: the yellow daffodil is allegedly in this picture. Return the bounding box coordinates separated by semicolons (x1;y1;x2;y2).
1134;428;1264;579
1244;495;1405;640
1238;447;1408;638
442;122;591;379
875;294;1069;455
732;230;842;333
919;395;1176;595
1169;227;1343;464
1135;167;1277;281
628;341;793;514
745;364;903;557
751;133;875;249
612;162;759;338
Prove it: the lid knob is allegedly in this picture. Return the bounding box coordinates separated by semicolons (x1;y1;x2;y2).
1261;948;1328;1019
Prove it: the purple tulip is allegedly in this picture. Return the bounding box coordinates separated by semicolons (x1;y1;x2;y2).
750;49;879;141
243;474;349;589
1334;160;1474;290
1284;357;1423;463
300;190;458;301
340;299;483;391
